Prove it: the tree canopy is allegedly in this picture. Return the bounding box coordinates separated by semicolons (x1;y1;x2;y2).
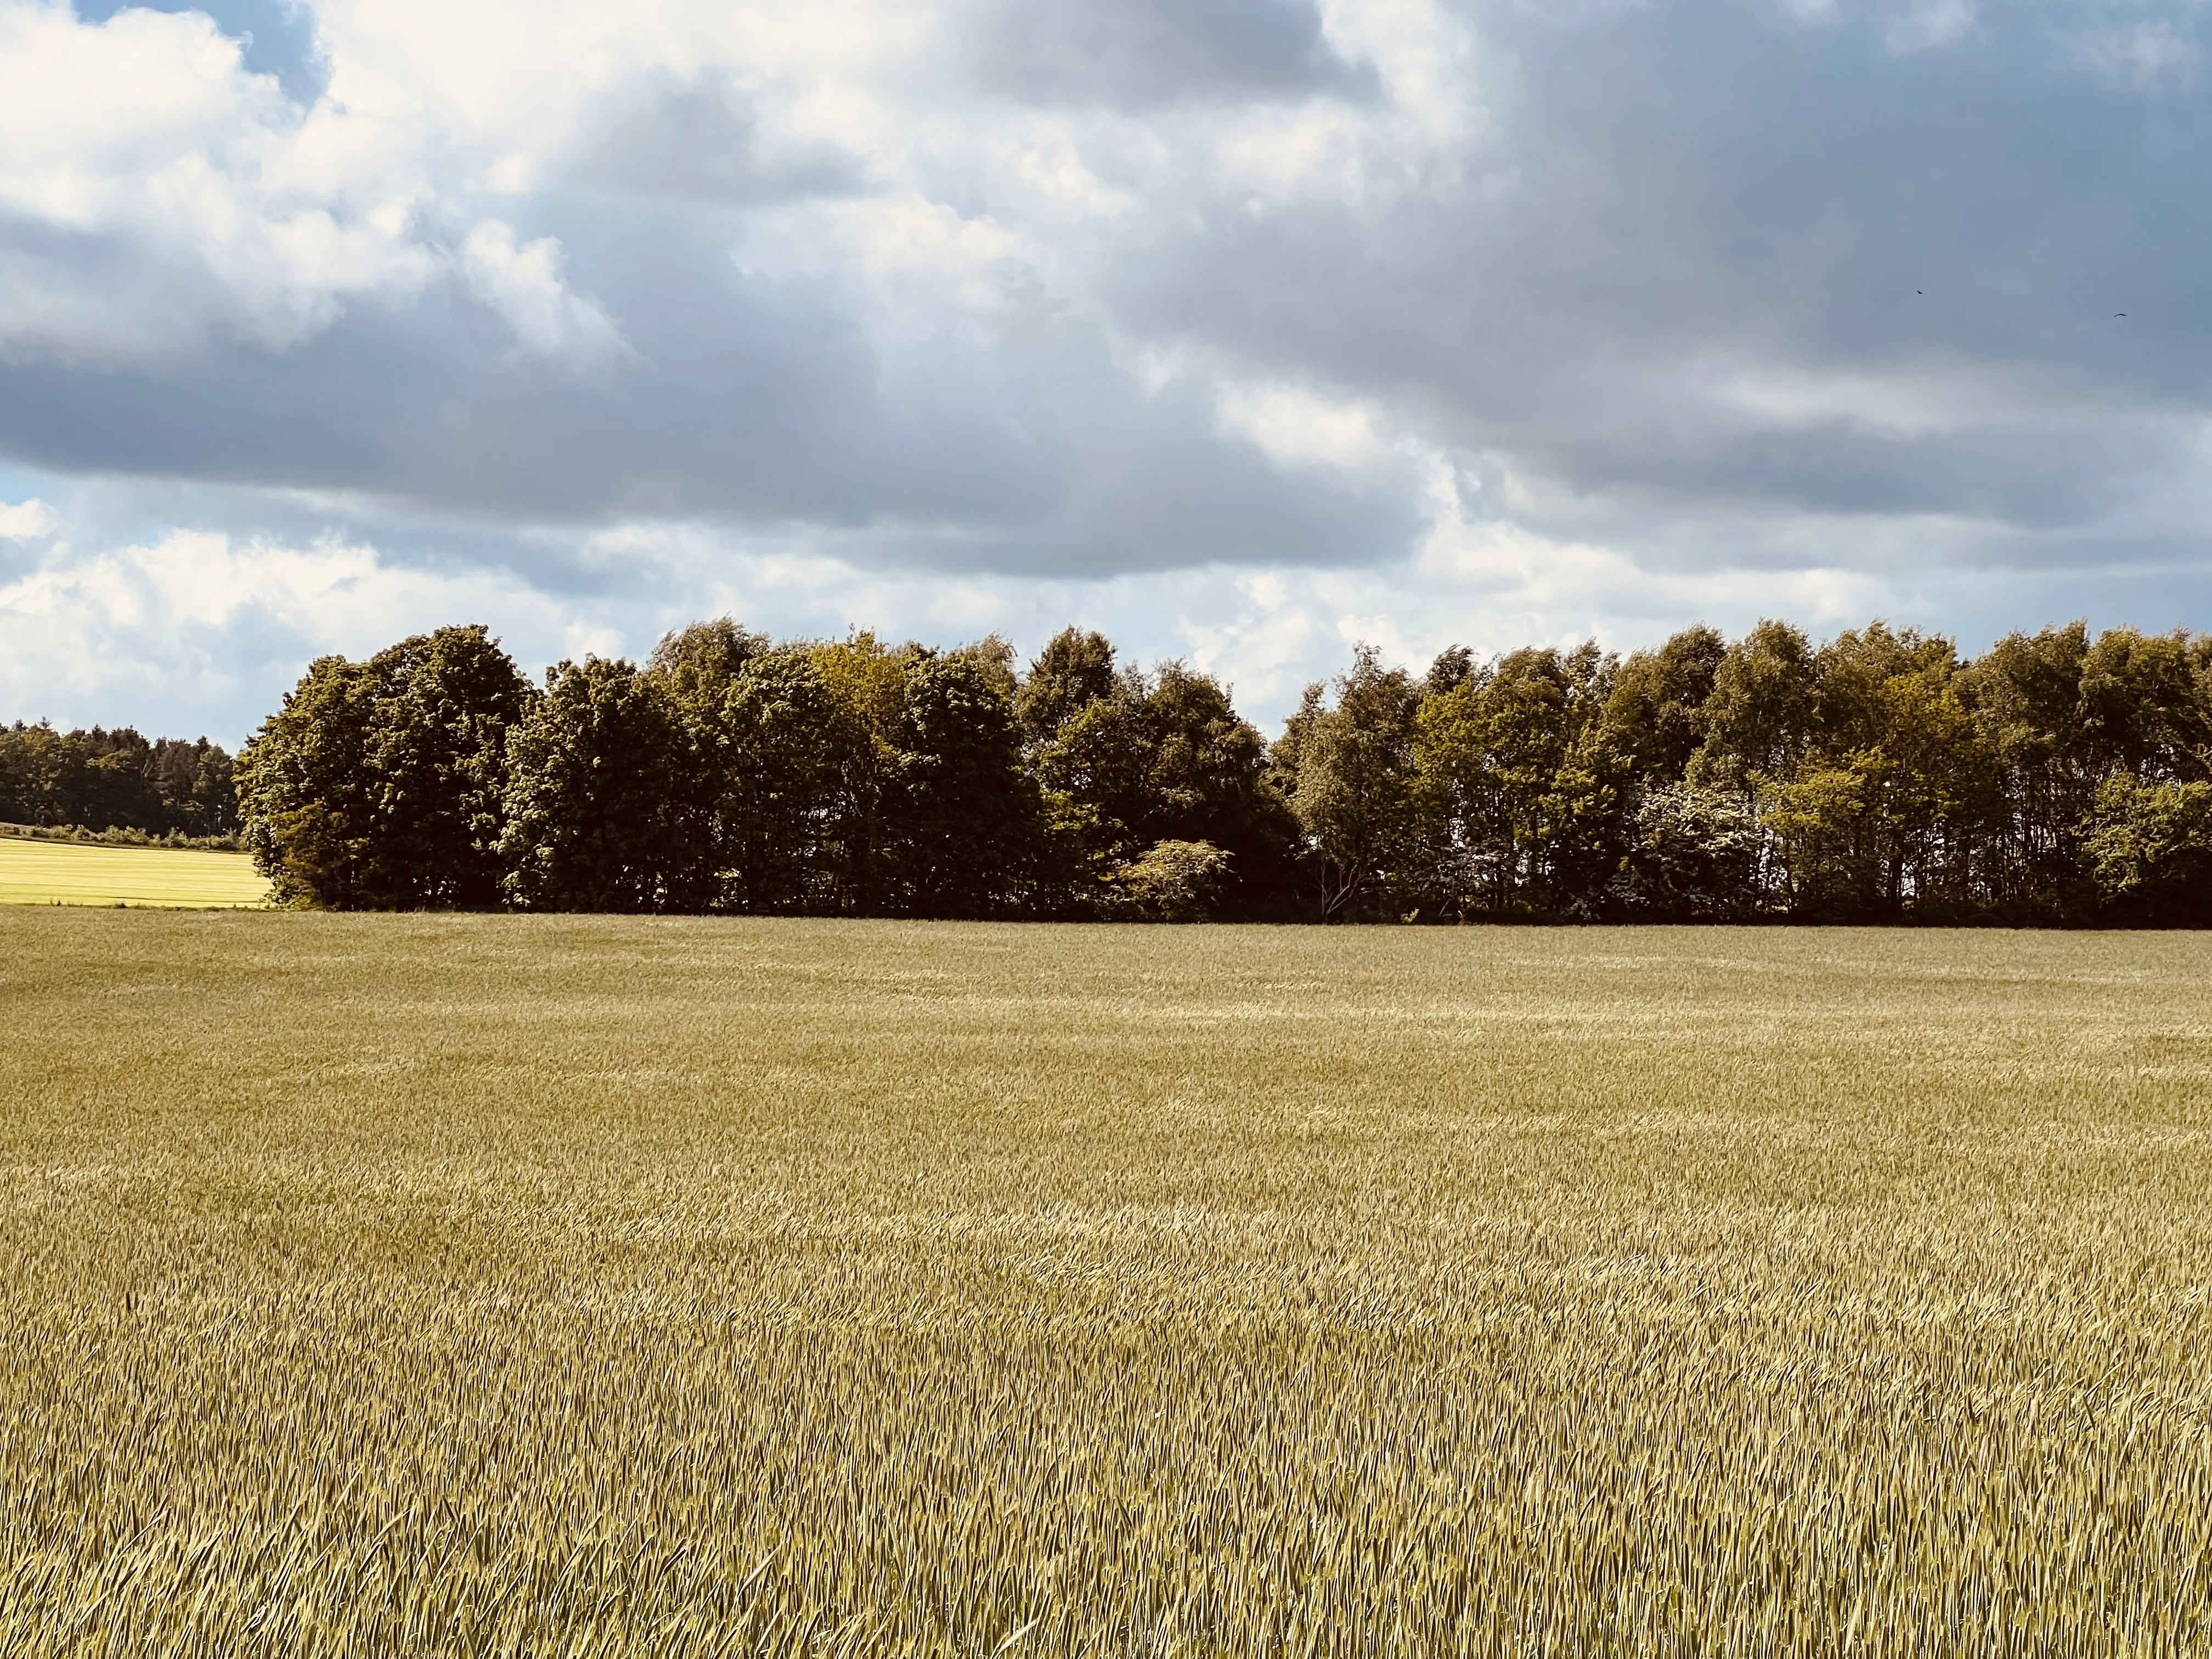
208;614;2212;924
1;723;236;840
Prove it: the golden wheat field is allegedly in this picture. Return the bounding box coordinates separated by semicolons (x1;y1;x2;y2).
3;912;2210;1656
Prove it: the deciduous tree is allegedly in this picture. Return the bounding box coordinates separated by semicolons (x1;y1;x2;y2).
499;657;687;913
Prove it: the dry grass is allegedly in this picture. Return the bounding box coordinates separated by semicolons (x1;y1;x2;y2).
0;837;268;908
3;912;2209;1655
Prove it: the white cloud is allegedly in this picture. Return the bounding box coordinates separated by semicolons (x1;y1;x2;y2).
0;0;438;362
1213;380;1397;473
0;527;584;738
0;496;57;540
460;221;630;366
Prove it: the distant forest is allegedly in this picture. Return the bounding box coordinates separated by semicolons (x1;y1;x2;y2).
211;616;2212;925
0;723;238;841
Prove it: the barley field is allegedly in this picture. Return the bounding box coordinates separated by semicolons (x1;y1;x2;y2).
0;836;268;908
4;913;2210;1656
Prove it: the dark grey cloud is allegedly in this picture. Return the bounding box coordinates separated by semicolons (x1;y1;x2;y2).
0;205;1414;573
1105;0;2212;542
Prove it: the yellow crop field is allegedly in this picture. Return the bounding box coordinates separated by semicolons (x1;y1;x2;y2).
0;836;268;908
3;913;2209;1655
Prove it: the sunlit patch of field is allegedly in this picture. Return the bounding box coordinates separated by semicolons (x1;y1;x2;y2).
0;836;268;907
3;913;2210;1654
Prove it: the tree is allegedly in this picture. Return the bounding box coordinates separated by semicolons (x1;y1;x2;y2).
1960;623;2098;919
148;737;238;836
236;627;530;909
883;649;1044;918
1689;620;1816;797
809;631;910;915
647;617;768;707
2076;628;2212;783
360;627;534;907
1748;624;1988;920
236;657;380;908
1413;643;1618;917
206;608;2212;924
1031;691;1158;869
1103;840;1234;921
1024;648;1297;919
1761;759;1881;918
1540;719;1632;916
720;648;845;912
499;657;689;913
1278;646;1422;922
1017;628;1121;744
1604;625;1726;785
2084;775;2212;926
1610;784;1762;921
1859;656;1999;918
0;722;236;837
1141;664;1302;916
642;619;770;910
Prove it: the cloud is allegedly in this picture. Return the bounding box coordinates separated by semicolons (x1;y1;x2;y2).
968;0;1379;108
0;522;606;740
73;0;332;104
569;71;866;204
0;0;436;363
460;221;630;366
2070;16;2206;89
0;496;57;540
4;0;2212;740
13;473;2212;750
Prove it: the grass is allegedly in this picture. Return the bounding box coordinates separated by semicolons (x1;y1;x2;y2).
3;912;2210;1655
0;836;268;907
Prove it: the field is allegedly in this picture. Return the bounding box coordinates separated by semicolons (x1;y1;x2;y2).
3;913;2210;1655
0;835;268;907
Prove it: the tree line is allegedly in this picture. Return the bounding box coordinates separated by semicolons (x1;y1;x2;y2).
0;723;238;840
228;616;2212;923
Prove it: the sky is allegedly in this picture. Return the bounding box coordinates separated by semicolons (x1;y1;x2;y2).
4;0;2211;745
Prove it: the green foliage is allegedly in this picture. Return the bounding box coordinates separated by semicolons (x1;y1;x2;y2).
1279;646;1422;921
0;722;236;838
1611;783;1762;920
1026;643;1297;919
1604;625;1726;783
1690;618;1818;795
719;648;846;913
237;627;530;909
361;626;535;906
1142;664;1301;912
1959;623;2101;920
1015;627;1120;742
1032;691;1156;866
647;617;768;708
499;656;687;913
212;611;2212;923
2084;775;2212;924
0;821;241;853
235;654;379;909
1102;838;1234;921
885;650;1041;918
1413;642;1616;918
